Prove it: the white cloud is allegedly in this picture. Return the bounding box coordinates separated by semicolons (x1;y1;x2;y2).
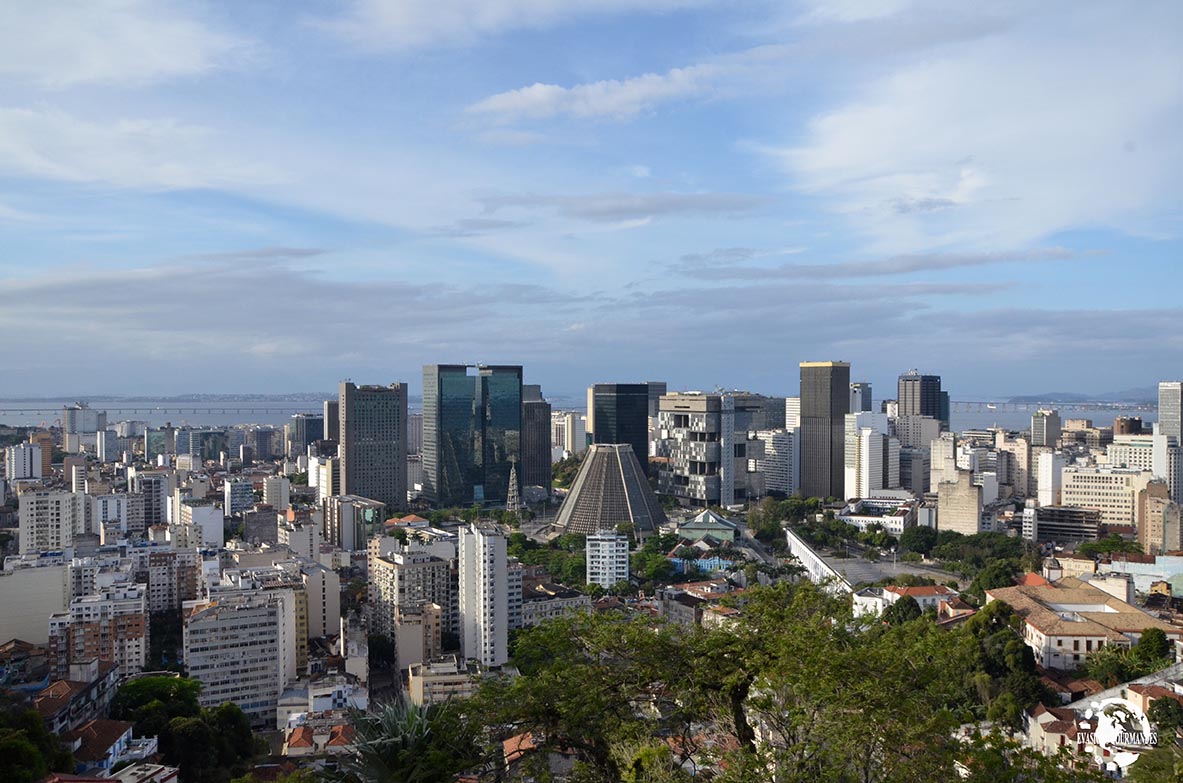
0;107;285;189
317;0;708;50
468;65;716;122
0;1;250;88
771;3;1183;253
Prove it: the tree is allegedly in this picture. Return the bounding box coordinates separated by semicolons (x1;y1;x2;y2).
969;559;1017;599
0;700;73;783
882;595;922;625
333;697;481;783
1148;697;1183;738
1136;627;1171;662
900;525;938;556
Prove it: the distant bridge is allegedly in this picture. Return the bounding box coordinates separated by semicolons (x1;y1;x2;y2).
0;405;322;417
947;400;1155;414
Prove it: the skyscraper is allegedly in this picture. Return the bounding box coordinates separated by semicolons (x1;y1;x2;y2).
339;382;408;512
1031;409;1062;448
897;371;942;420
849;382;873;413
324;399;340;442
591;383;650;462
800;361;851;499
422;365;522;507
1160;382;1183;442
520;385;552;492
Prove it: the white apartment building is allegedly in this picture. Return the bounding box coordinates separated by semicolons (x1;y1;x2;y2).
301;562;341;639
368;548;454;638
92;494;128;535
176;499;224;548
0;559;70;644
458;523;508;667
5;443;43;481
1037;452;1065;507
755;428;800;497
48;584;148;680
223;479;254;517
843;412;899;501
20;490;87;554
183;592;290;728
1108;434;1156;472
264;476;291;512
1061;466;1151;528
586;531;631;589
784;396;800;430
279;522;322;560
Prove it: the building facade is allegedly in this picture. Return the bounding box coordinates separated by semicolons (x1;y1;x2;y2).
339;382;408;513
458;524;508;667
800;362;851;499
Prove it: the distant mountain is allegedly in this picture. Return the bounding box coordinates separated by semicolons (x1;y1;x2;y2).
1100;386;1158;403
1006;393;1093;404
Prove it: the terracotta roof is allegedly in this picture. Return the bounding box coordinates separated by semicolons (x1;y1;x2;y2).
503;732;573;765
326;724;355;746
886;585;957;598
286;726;314;748
34;679;88;718
63;719;133;762
987;582;1182;641
1016;573;1051;587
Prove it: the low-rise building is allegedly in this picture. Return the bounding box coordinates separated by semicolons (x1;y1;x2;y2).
836;492;917;536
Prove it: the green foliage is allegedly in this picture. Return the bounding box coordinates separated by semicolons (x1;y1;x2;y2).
1126;743;1183;783
333;698;481;783
111;677;254;783
968;559;1017;599
931;532;1029;579
1077;533;1141;558
881;595;921;625
508;531;588;586
148;611;184;672
1148;697;1183;738
1136;627;1171;661
553;455;583;489
1084;643;1173;688
899;525;938;555
233;771;318;783
0;698;73;783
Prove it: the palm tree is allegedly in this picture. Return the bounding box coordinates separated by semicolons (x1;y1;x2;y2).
332;697;482;783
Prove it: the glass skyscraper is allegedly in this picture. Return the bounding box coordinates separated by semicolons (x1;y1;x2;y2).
591;383;650;463
423;365;522;507
800;361;851;499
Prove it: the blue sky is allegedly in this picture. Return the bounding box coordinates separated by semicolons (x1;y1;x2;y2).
0;0;1179;404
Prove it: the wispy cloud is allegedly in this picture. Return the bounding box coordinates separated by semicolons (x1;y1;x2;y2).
674;247;1079;280
315;0;708;51
177;247;327;263
468;65;717;122
0;2;252;88
480;191;764;222
0;107;285;189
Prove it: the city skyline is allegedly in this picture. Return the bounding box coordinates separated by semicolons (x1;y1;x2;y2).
0;2;1179;397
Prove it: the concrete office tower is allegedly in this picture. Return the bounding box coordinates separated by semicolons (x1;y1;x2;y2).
521;385;552;492
458;523;509;667
264;476;291;512
48;584;148;681
63;403;107;435
1160;382;1183;442
843;412;899;500
5;443;43;481
300;562;341;639
19;491;86;553
1152;433;1183;502
1037;452;1065;507
646;381;668;418
1139;481;1182;554
1031;409;1062;447
929;432;958;490
897;371;942;420
656;392;782;506
994;431;1032;499
899;448;930;495
756;429;800;496
324;399;340;442
1114;416;1143;436
96;430;119;463
323;495;386;551
223;479;254;517
895;416;941;451
1025;506;1103;544
591;383;650;463
937;470;983;535
551;412;587;458
586;531;631;589
184;593;288;728
785;397;801;430
408;413;424;455
849;382;873;413
286;413;324;459
422;364;522;507
28;432;53;477
554;444;666;537
339;382;408;513
1061;466;1150;528
800;361;851;499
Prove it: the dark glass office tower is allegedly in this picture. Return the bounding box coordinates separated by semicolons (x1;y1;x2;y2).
800;361;851;499
423;365;522;507
897;370;942;419
521;385;552;492
339;381;408;512
592;383;650;463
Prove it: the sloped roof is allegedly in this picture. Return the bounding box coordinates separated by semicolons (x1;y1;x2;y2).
63;720;133;762
554;444;666;536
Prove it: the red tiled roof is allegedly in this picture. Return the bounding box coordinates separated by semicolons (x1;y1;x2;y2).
1017;573;1051;587
63;720;133;763
286;726;314;748
886;585;957;597
326;725;355;746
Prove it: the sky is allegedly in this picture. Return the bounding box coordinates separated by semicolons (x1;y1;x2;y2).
0;0;1180;404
